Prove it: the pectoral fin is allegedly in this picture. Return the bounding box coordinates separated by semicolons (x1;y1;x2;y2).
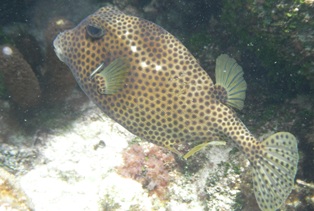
91;58;129;95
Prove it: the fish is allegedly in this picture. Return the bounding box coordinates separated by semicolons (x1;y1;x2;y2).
53;6;299;211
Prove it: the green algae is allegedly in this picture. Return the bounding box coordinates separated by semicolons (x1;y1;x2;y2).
187;31;212;54
218;160;241;177
0;27;12;45
232;192;245;211
220;0;311;99
101;193;122;210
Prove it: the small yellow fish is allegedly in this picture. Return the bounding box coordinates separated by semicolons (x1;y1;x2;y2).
53;7;298;210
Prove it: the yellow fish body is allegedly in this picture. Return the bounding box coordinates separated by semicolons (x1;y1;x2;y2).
53;7;298;211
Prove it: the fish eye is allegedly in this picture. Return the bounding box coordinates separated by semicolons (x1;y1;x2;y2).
86;25;105;39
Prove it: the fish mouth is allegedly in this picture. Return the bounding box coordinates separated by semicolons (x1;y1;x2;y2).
53;34;65;63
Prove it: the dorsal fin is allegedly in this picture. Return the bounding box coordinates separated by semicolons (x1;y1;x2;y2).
214;54;247;110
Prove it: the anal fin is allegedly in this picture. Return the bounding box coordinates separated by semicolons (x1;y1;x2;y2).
183;141;226;159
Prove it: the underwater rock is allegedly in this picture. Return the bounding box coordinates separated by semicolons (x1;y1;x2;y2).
0;45;41;110
41;17;76;104
15;102;243;210
219;0;314;95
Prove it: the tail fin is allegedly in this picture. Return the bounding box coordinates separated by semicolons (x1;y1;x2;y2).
252;132;298;211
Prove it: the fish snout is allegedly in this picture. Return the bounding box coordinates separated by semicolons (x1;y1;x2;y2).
53;33;66;63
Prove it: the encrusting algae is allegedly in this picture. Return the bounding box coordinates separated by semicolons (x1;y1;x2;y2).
53;6;299;210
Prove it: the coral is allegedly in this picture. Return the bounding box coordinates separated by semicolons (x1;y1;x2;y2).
8;29;44;74
0;16;79;135
117;143;177;200
0;142;39;173
0;167;32;210
41;17;76;105
0;45;41;110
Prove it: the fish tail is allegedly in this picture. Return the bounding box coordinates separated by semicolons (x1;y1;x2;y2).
251;132;298;211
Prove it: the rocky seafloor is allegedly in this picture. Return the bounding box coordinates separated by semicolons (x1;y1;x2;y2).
1;0;314;210
0;91;247;210
0;89;313;211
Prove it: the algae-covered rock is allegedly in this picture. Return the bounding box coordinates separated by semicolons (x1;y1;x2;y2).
219;0;314;96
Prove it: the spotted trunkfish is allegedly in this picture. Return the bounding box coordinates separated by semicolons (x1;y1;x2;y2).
53;6;298;211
